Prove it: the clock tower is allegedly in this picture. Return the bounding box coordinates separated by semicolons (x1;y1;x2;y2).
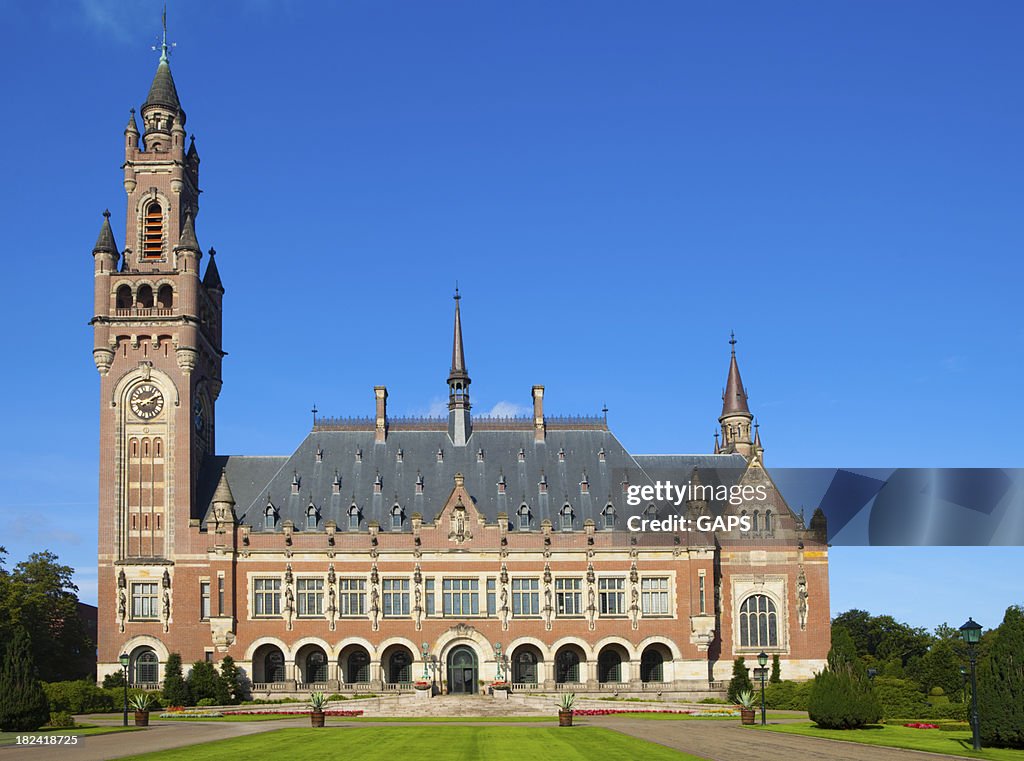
91;22;224;641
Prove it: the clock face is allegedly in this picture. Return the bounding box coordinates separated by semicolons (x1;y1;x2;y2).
130;384;164;420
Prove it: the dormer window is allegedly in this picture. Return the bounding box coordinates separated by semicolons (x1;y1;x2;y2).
143;201;163;259
264;505;276;530
391;505;403;530
306;505;318;530
602;505;615;529
560;505;574;531
396;448;403;463
437;447;444;463
348;505;361;531
558;447;565;462
518;505;531;530
518;448;525;462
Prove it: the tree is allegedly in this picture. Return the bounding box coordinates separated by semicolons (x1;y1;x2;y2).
219;656;242;704
832;609;932;668
0;551;94;682
102;670;125;689
977;606;1024;749
770;654;782;683
0;627;50;731
186;661;224;705
913;639;963;700
807;629;881;729
162;654;190;707
727;657;754;702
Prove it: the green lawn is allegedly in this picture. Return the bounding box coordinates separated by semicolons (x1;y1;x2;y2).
118;726;706;760
157;714;552;723
751;722;1024;761
0;725;141;747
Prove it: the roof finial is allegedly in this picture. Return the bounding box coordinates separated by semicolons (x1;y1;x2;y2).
311;403;318;429
160;5;169;62
103;209;111;219
454;281;460;301
729;330;737;355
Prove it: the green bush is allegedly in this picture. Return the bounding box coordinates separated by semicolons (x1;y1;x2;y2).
102;671;125;689
873;677;928;720
196;697;216;707
726;657;754;703
807;669;882;729
43;681;116;714
0;627;51;731
47;711;76;728
770;655;782;684
698;697;730;704
978;606;1024;749
162;654;190;707
219;656;243;704
764;680;812;711
326;694;346;701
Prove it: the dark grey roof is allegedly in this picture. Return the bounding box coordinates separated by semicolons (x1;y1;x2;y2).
143;60;183;117
93;211;118;255
198;426;752;532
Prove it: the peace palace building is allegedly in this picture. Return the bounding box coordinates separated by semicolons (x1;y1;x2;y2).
91;41;830;697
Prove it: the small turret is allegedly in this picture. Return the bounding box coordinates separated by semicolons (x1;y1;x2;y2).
447;287;472;446
718;331;755;458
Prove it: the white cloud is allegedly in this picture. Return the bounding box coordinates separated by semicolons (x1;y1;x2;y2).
485;401;530;418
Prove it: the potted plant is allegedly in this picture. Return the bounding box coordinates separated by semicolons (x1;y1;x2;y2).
309;691;328;727
413;680;432;691
129;692;156;726
737;690;756;725
557;692;577;727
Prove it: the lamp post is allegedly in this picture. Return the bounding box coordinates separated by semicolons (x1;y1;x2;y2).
421;642;431;681
118;652;130;727
959;617;982;752
493;642;504;682
757;651;768;726
959;666;968;706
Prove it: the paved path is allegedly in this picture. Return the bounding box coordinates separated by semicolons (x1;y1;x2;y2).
593;718;976;761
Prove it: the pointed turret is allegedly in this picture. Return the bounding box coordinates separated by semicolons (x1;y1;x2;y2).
139;10;185;151
175;210;200;253
213;468;235;506
203;247;224;293
447;287;472;446
93;210;118;256
718;332;755;458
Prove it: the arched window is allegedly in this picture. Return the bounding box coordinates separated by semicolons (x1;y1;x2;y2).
764;510;773;534
391;505;403;530
116;285;133;309
597;648;622;683
560;505;573;531
136;284;154;309
739;594;778;648
143;201;163;258
347;650;370;683
306;506;317;530
752;511;760;532
640;647;664;683
157;284;173;309
517;505;531;530
348;506;360;531
264;506;275;530
134;649;158;684
602;505;615;529
265;649;286;682
555;648;581;683
305;651;328;683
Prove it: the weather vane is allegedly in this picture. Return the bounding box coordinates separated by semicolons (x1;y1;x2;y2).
152;5;177;62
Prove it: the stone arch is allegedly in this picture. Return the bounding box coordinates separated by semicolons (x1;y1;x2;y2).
431;625;492;659
508;641;544;685
380;642;416;684
295;641;330;684
136;283;154;308
115;283;133;309
119;634;170;663
157;283;173;309
504;636;552;661
552;640;588;684
592;635;639;661
550;635;595;661
636;635;683;661
639;641;673;683
251;643;287;684
371;636;420;663
111;365;181;410
337;640;372;684
243;635;291;663
596;642;630;683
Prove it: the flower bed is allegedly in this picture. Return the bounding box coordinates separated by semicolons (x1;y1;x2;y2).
160;711;224;718
222;709;364;717
574;708;738;717
903;723;940;730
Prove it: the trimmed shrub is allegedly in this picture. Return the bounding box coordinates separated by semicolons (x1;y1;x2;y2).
186;661;225;705
48;711;76;728
0;627;51;731
770;655;782;684
102;671;125;689
977;606;1024;749
162;654;190;707
196;698;217;707
727;657;754;703
807;669;882;729
219;656;243;704
764;680;813;711
43;680;114;714
874;677;928;720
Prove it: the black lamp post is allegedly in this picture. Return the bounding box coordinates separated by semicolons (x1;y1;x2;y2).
959;666;968;706
959;618;982;751
757;651;768;726
118;652;130;727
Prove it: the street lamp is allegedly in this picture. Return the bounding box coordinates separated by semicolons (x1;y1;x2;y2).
493;642;504;682
118;652;130;727
757;651;768;726
421;642;431;681
959;618;983;751
959;666;968;706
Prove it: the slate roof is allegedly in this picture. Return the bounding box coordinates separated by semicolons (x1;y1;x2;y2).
143;59;184;120
197;427;751;531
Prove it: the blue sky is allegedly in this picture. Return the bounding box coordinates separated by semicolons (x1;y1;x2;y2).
0;1;1020;631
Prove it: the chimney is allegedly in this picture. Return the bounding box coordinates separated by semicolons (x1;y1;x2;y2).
532;385;545;443
374;386;387;443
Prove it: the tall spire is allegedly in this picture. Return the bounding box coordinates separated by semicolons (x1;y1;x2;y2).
447;287;472;446
721;330;750;416
141;7;185;126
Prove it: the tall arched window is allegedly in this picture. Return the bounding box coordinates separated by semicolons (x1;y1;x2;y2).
134;649;159;684
752;511;760;532
306;506;317;530
116;285;133;309
264;506;275;530
136;284;154;309
391;505;403;530
739;594;778;648
157;284;173;309
560;505;573;531
143;201;163;258
764;510;773;534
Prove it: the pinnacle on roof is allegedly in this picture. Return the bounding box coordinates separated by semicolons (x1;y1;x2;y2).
175;210;200;252
125;108;139;134
721;331;751;417
142;9;186;122
93;210;119;255
448;286;470;386
213;469;235;505
203;247;224;292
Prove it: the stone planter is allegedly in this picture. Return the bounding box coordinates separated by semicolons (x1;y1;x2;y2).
311;711;325;727
740;708;755;725
492;687;509;700
134;710;150;727
558;709;573;727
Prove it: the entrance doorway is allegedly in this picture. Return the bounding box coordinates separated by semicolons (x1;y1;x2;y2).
446;646;478;694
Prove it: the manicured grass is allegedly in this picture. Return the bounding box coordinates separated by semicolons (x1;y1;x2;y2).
596;711;790;721
751;722;1024;760
157;714;551;723
117;726;707;760
0;725;141;747
159;713;305;722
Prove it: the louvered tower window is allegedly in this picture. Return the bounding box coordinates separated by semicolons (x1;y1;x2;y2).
143;201;163;258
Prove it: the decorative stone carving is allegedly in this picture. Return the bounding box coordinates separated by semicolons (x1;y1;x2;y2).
175;346;198;374
93;348;115;375
797;567;809;631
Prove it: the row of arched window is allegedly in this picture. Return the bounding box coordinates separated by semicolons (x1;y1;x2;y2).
116;283;173;310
